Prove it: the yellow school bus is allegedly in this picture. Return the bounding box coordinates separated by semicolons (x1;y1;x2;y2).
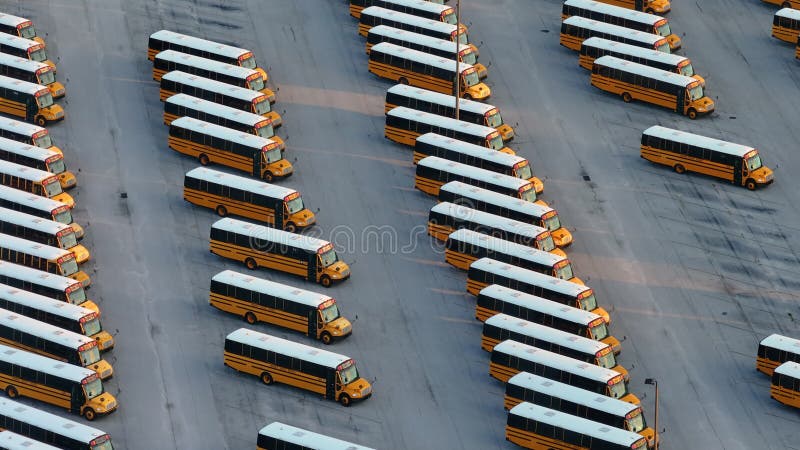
771;362;800;409
591;56;714;119
0;34;55;72
369;43;490;100
0;261;98;314
0;137;75;189
763;0;800;11
386;107;511;153
210;218;350;287
184;167;315;231
0;160;73;208
593;0;669;14
0;13;45;45
0;232;90;288
0;207;88;264
0;75;63;126
772;8;800;43
0;399;115;449
415;157;538;201
757;334;800;376
0;185;83;239
560;16;670;53
211;270;351;344
0;53;64;99
258;422;375;450
641;126;773;190
563;0;680;50
168;117;291;181
224;328;372;406
506;402;648;450
0;343;116;421
0;118;62;156
358;6;476;55
351;0;456;23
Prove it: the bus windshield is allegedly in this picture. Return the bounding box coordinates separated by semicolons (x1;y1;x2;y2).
463;70;480;88
43;178;63;197
92;439;113;450
679;63;694;77
460;50;477;65
240;55;257;70
79;345;101;366
36;92;54;108
441;11;457;25
53;208;73;225
688;85;704;101
538;234;556;252
286;196;305;214
579;292;598;311
248;76;265;92
656;42;670;53
319;248;339;267
589;321;609;340
338;364;359;385
59;231;78;250
608;379;628;399
456;32;468;45
515;163;532;181
747;154;763;171
256;124;275;139
37;70;55;86
596;351;617;369
555;263;574;281
656;23;671;36
543;214;561;232
82;316;102;337
254;98;270;115
83;378;104;400
47;158;66;175
19;25;36;40
29;48;47;62
68;286;87;305
33;133;52;148
520;189;535;203
320;303;341;323
264;147;282;164
627;411;645;433
60;258;79;277
488;134;504;150
485;111;502;128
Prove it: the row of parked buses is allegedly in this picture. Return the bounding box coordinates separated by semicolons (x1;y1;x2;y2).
0;11;118;450
145;27;374;448
757;333;800;409
770;7;800;59
343;1;663;449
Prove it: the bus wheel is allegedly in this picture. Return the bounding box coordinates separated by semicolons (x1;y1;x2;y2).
215;205;228;217
263;171;273;182
645;8;654;13
245;258;258;270
261;372;273;385
244;312;257;324
674;164;686;174
621;92;632;103
320;275;332;288
746;179;757;191
5;386;17;398
83;408;96;421
398;77;409;85
687;109;698;120
339;394;352;407
35;116;47;127
284;222;297;233
199;154;210;165
321;332;333;345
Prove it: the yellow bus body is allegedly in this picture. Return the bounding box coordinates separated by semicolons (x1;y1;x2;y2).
772;23;800;44
0;96;63;126
506;426;586;450
368;59;490;100
0;371;117;419
771;383;800;409
590;72;714;118
0;336;113;381
167;135;291;180
184;188;314;230
445;248;582;284
763;0;800;9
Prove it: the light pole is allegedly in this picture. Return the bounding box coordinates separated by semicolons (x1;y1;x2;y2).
454;0;461;120
644;378;658;450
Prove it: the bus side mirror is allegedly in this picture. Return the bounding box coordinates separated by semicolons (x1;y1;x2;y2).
621;335;627;342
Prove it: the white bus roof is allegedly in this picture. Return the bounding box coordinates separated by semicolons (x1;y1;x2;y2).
0;159;56;182
594;56;695;87
388;84;496;115
0;207;72;236
0;53;51;73
0;185;66;212
212;270;333;308
0;261;80;291
509;372;639;417
0;343;94;383
155;50;258;80
417;133;524;165
582;37;688;65
509;402;644;446
0;398;110;443
760;334;800;354
0;307;94;350
388;107;496;138
494;340;620;383
562;16;664;45
0;117;46;137
0;14;31;28
171;117;276;149
0;233;72;261
480;284;603;324
0;430;61;450
0;283;94;323
370;26;464;54
258;422;375;450
470;258;590;296
0;34;40;51
486;313;609;355
381;0;453;15
185;167;296;200
166;94;268;127
564;0;665;26
418;156;531;191
431;202;548;239
775;361;800;379
0;136;60;162
643;126;756;158
0;75;46;96
212;218;332;253
162;71;266;102
371;42;473;74
448;229;563;266
776;8;800;20
150;30;252;60
440;181;555;216
361;6;459;35
226;328;351;369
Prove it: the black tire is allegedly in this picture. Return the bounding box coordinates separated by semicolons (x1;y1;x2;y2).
215;205;228;217
320;275;332;288
622;92;632;103
199;154;210;165
245;258;257;270
83;408;96;421
339;394;352;407
261;372;273;385
263;171;274;182
674;164;686;174
5;386;17;398
688;108;698;120
321;332;333;345
746;179;757;191
645;8;654;13
36;116;47;127
463;94;473;100
245;312;257;325
284;222;297;233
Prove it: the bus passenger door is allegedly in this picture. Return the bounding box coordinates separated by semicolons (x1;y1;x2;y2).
326;370;337;399
308;253;318;282
255;151;264;178
274;202;285;229
734;159;743;185
308;309;318;338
